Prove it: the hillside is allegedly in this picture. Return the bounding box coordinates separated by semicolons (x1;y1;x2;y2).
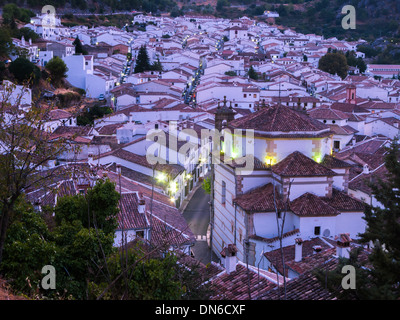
270;0;400;41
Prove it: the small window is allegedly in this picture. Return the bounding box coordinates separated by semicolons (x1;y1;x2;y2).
253;94;257;98
332;120;336;124
136;230;144;238
334;140;340;149
243;94;247;98
314;226;321;236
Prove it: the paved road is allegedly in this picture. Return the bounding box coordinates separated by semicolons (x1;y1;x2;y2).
183;186;218;265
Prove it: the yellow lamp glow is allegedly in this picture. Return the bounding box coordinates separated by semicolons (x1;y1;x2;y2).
156;172;167;182
169;181;178;194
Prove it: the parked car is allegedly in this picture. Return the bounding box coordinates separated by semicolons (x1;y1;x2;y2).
98;94;105;101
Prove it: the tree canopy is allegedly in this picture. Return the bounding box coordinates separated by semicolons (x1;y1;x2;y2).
8;57;41;84
318;52;349;80
45;56;68;86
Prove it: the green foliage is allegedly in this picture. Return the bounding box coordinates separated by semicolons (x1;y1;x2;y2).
77;104;113;126
0;179;120;299
314;246;372;300
247;65;259;80
73;37;88;55
0;197;57;295
45;56;68;86
12;27;39;42
345;51;367;73
318;52;349;79
90;245;184;300
224;71;237;76
202;177;211;195
134;45;151;73
0;27;13;57
317;140;400;299
8;57;41;84
2;4;34;28
358;139;400;299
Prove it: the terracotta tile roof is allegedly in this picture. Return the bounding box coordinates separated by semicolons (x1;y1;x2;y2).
209;262;279;300
327;124;358;135
47;109;72;121
308;107;349;121
320;188;366;212
290;193;340;217
118;192;148;230
249;229;300;244
331;102;368;113
321;154;353;169
97;123;124;135
234;183;286;213
348;164;388;195
228;104;330;137
272;151;336;177
337;137;390;158
148;211;195;247
96;148;185;178
222;155;269;171
264;237;332;277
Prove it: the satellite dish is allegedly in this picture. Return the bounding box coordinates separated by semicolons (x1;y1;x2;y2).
322;229;330;237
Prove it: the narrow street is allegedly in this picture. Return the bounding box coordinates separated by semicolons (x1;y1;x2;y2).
182;185;218;265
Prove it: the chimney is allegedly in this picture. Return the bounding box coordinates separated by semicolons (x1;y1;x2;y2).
363;164;369;174
312;245;322;254
295;238;303;262
336;233;351;259
221;244;238;274
88;153;95;166
138;193;146;213
116;163;122;175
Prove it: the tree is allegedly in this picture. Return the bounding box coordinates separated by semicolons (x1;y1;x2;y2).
45;56;68;87
73;37;87;55
0;81;70;266
316;140;400;299
224;71;237;76
134;45;151;73
8;57;41;84
346;51;367;74
247;65;259;80
0;27;14;58
0;196;57;295
358;139;400;299
202;177;211;194
2;4;34;28
12;27;39;42
90;244;184;300
150;57;163;72
318;52;349;79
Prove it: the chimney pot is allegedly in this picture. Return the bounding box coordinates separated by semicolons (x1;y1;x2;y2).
221;244;238;274
295;238;303;262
